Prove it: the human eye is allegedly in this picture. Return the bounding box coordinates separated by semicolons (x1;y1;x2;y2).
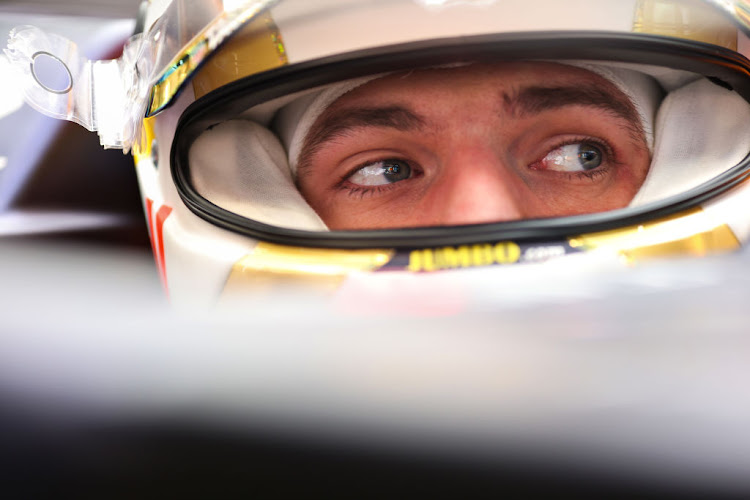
533;140;612;175
346;159;413;186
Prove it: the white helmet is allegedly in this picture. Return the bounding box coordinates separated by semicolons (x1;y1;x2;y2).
7;0;750;309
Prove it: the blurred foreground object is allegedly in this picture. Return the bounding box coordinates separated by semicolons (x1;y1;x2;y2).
1;240;750;496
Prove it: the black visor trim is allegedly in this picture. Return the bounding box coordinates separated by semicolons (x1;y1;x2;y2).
172;31;750;249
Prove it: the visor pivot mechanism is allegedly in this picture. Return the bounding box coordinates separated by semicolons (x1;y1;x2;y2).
4;25;156;153
29;50;73;95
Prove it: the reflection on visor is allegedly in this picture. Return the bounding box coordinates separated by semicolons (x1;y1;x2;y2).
4;0;279;151
6;0;748;154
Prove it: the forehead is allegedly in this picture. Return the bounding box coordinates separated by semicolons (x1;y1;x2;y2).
328;61;612;109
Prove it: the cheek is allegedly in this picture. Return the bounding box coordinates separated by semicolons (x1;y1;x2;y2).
528;150;651;217
608;147;652;205
296;178;325;212
316;203;415;230
297;179;405;230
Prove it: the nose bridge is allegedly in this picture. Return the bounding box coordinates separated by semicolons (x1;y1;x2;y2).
430;143;525;225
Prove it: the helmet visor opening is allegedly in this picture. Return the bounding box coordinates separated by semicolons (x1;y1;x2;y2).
173;33;750;248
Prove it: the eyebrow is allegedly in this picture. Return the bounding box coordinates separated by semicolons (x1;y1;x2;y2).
504;83;645;139
297;106;426;178
297;82;646;176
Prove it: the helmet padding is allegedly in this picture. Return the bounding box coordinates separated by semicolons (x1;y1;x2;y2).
631;78;750;206
189;120;327;231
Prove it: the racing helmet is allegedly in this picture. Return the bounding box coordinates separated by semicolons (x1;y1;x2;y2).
7;0;750;309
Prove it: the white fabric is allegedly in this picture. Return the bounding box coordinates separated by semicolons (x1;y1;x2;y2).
570;63;662;152
631;79;750;207
274;76;382;175
189;120;327;231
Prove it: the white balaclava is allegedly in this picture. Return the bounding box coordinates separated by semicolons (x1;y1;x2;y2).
632;77;750;206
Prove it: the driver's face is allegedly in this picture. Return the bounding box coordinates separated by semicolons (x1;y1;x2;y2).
296;62;651;230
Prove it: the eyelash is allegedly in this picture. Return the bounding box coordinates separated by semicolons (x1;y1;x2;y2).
337;183;399;198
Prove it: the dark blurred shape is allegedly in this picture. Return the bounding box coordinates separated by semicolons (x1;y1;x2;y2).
8;119;151;248
1;411;720;499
